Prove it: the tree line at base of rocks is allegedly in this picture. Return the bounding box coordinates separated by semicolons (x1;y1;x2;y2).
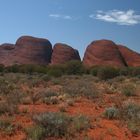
0;60;140;80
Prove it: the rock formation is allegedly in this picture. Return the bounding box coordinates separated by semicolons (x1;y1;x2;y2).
0;36;140;67
83;40;126;67
118;45;140;67
14;36;52;65
0;36;52;66
51;43;81;64
0;43;15;65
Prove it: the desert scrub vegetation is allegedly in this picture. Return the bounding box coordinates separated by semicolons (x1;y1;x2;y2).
97;66;120;80
0;118;19;135
32;112;90;138
22;89;60;105
103;107;119;119
0;102;18;115
62;78;100;99
104;102;140;134
101;83;117;94
0;77;18;95
25;125;46;140
38;90;60;105
120;102;140;134
121;83;136;96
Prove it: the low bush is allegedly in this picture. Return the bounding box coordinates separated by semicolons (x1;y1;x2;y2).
43;97;59;105
90;66;100;76
72;114;90;132
64;60;86;75
127;121;140;134
33;112;71;137
120;103;140;121
97;66;119;80
25;125;46;140
0;102;18;115
0;78;17;95
121;84;136;96
63;80;99;99
32;112;90;138
0;119;16;135
120;103;140;134
104;107;119;119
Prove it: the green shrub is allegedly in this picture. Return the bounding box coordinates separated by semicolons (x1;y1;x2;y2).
6;64;19;73
131;67;140;76
104;107;119;119
121;84;136;96
33;112;90;138
0;102;18;115
64;60;85;75
120;103;140;134
90;66;100;76
25;125;46;140
33;112;71;137
97;66;119;80
119;67;140;77
121;103;140;121
0;78;17;95
0;64;4;72
72;115;90;132
41;75;51;82
47;69;63;77
43;97;59;105
0;119;16;135
127;121;140;134
63;80;99;99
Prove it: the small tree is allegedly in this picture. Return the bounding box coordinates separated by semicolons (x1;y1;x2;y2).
97;66;119;80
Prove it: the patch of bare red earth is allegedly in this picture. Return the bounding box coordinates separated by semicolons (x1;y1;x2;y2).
1;95;139;140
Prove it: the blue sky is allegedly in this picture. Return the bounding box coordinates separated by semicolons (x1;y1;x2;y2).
0;0;140;58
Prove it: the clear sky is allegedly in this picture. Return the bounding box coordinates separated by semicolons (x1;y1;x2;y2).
0;0;140;58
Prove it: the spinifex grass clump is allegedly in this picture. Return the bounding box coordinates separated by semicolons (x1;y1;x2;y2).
104;103;140;134
63;79;99;99
0;118;18;135
120;103;140;134
103;107;119;119
32;112;90;138
121;83;136;96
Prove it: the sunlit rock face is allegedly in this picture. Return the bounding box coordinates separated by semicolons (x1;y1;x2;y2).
83;39;126;67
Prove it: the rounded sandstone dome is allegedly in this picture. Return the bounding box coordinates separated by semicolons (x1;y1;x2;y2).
83;39;126;67
51;43;81;65
13;36;53;65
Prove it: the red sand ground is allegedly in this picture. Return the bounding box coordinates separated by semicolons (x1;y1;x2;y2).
0;93;139;140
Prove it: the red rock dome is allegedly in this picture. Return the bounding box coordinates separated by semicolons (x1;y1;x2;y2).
51;43;81;65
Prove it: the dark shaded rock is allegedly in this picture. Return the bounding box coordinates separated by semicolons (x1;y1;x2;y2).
1;43;15;50
51;43;81;65
118;45;140;67
0;43;15;65
11;36;53;65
